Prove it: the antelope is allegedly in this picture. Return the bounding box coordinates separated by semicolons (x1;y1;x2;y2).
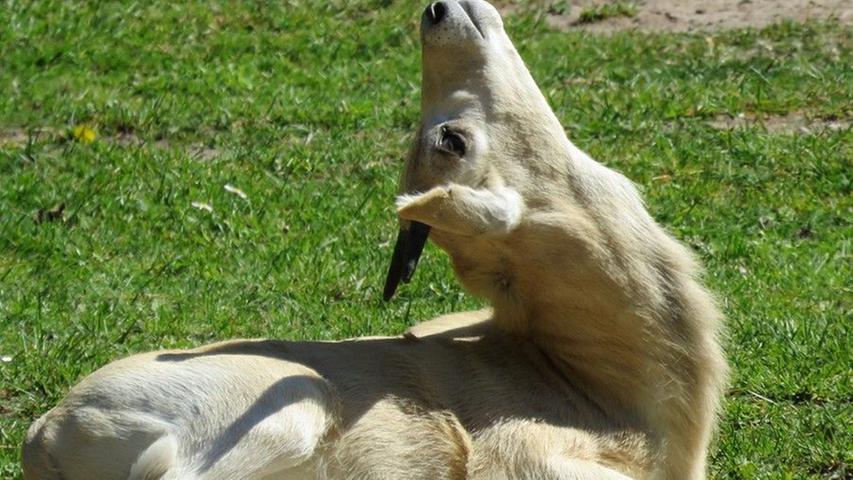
23;1;727;479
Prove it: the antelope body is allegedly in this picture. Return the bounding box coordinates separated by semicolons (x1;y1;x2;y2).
23;2;727;479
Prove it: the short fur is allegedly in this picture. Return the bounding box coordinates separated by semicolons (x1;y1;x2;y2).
22;1;727;479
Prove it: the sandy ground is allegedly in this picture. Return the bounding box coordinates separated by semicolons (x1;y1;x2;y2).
500;0;852;33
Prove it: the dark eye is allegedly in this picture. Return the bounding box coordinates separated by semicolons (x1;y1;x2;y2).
437;126;466;157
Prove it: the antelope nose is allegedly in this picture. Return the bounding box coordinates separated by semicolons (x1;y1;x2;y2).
424;2;447;25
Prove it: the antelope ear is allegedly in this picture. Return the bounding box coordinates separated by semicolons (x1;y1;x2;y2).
396;184;523;237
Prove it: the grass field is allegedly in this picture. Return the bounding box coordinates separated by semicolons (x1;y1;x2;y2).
0;1;850;478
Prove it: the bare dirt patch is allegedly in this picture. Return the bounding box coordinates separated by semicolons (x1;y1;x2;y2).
0;128;29;146
0;128;221;161
0;128;59;147
705;112;850;133
500;0;852;33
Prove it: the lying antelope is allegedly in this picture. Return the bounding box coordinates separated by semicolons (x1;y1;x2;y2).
22;1;727;479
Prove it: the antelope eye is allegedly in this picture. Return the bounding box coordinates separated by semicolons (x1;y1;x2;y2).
437;126;466;157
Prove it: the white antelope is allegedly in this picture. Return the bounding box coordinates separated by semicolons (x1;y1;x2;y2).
23;1;727;479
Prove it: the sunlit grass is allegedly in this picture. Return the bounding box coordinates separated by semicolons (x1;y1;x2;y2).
1;1;849;478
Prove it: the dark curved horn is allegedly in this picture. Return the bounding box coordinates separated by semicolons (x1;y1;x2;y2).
382;221;431;301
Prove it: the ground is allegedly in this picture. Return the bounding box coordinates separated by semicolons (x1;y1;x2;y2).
0;1;850;479
504;0;852;33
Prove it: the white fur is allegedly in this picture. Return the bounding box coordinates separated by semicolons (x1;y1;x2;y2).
22;2;727;479
396;185;523;236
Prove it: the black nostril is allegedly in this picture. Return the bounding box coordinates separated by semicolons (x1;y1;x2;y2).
424;2;447;25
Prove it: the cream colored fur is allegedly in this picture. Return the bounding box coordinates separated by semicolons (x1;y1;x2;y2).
22;1;727;479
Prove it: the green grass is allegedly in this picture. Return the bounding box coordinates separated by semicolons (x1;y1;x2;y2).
1;1;850;478
576;1;638;24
